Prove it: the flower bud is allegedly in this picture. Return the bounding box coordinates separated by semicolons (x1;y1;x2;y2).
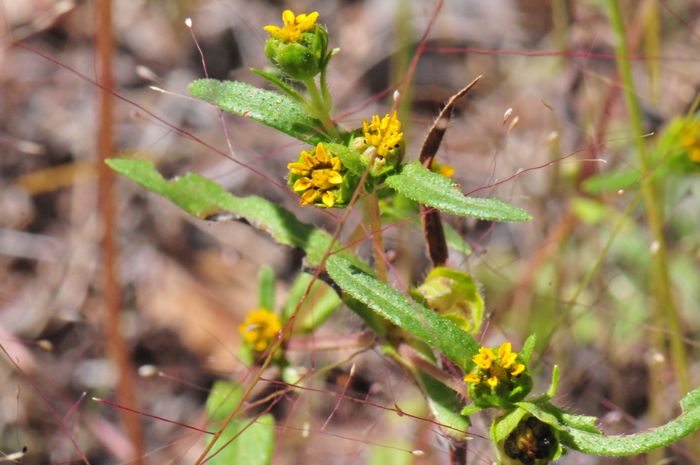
264;11;328;81
501;416;558;465
464;342;532;409
411;268;484;334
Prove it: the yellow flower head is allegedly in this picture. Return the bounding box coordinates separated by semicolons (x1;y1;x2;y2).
681;121;700;163
239;308;282;352
288;143;344;208
464;342;526;387
362;112;403;158
264;10;319;43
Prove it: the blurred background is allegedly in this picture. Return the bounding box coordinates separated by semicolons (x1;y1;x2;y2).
0;0;699;463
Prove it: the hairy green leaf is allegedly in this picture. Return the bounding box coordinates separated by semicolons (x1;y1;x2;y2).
106;159;370;273
385;162;531;222
380;200;473;255
189;78;327;145
325;255;480;370
520;334;536;365
556;386;700;455
491;407;528;443
545;365;560;400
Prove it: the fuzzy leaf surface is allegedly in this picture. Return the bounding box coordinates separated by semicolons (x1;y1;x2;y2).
325;255;480;370
385;162;531;222
106;159;370;273
189;79;326;145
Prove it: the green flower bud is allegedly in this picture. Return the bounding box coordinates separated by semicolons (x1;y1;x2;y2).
263;10;328;81
411;267;484;334
464;342;532;409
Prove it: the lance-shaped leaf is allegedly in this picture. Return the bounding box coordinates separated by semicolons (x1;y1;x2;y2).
106;159;371;273
205;381;275;465
325;255;480;371
189;79;328;145
518;388;700;456
385;162;531;222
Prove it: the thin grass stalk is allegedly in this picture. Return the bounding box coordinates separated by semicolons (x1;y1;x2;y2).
606;0;693;455
95;0;145;462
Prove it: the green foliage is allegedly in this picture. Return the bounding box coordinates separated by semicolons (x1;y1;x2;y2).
188;79;328;145
420;372;470;438
325;255;481;371
205;382;275;465
411;267;484;334
280;272;341;331
105;159;371;273
258;266;276;312
385;162;532;222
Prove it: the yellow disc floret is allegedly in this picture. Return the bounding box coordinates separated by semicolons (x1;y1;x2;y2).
264;10;319;43
362;111;403;158
288;143;344;208
464;342;526;387
239;308;282;352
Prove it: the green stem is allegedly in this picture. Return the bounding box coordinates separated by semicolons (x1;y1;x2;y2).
366;191;388;284
303;77;339;141
607;0;691;429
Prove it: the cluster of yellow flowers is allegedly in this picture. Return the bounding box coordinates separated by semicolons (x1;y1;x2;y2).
264;10;319;43
362;111;403;158
288;143;343;207
464;342;525;387
239;308;282;352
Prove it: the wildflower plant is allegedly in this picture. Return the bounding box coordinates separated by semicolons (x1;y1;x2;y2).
104;9;700;465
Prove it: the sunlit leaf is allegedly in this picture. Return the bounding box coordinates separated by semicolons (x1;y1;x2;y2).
385;162;531;222
189;79;327;145
325;255;480;370
106;159;371;273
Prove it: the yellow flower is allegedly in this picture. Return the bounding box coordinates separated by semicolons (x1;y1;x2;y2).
239;308;282;352
499;342;518;369
264;10;319;43
467;341;526;387
362;111;403;158
288;143;344;208
511;364;525;377
473;347;496;370
681;122;700;163
464;374;481;384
